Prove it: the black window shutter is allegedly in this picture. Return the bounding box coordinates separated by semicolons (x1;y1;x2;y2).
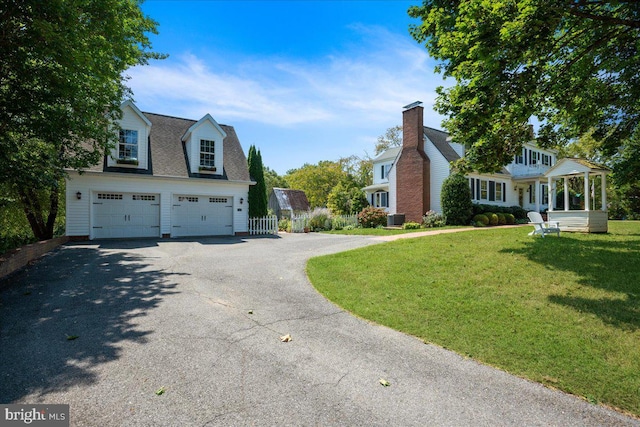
502;183;506;202
476;180;480;200
470;178;475;199
489;181;495;201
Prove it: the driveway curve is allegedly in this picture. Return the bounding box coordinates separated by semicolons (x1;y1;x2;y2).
1;233;637;426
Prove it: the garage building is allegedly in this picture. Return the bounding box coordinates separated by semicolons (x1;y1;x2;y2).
65;101;254;240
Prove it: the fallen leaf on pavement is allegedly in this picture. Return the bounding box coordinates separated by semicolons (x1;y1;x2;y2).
379;378;390;387
280;334;292;342
155;387;166;396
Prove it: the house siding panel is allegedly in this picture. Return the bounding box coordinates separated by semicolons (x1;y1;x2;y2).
423;135;451;214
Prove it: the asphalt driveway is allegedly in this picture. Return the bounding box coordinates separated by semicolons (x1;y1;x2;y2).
1;233;637;426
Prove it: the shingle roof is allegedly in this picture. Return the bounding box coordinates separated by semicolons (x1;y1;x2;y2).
424;126;460;163
271;188;310;212
88;112;251;182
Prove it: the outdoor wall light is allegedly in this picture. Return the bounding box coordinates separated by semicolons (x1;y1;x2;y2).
240;197;244;204
76;191;82;200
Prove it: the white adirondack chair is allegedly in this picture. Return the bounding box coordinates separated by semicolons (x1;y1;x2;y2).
527;211;561;238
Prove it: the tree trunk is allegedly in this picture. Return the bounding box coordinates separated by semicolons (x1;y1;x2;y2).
17;183;59;241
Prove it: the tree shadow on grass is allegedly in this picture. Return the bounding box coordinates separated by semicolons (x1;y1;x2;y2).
0;244;182;403
501;233;640;331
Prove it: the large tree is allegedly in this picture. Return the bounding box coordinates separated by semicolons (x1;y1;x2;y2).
0;0;163;240
374;125;402;156
285;161;348;208
409;1;640;173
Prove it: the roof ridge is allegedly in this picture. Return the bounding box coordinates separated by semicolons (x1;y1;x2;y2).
423;125;448;134
142;111;231;127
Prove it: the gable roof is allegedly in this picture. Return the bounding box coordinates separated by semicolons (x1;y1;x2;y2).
88;112;251;182
181;113;227;142
544;157;611;178
424;126;460;163
271;188;310;212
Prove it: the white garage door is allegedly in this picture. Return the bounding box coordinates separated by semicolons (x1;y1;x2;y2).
172;195;233;237
92;192;160;239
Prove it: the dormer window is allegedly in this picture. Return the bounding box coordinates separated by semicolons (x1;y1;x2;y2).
118;129;138;164
200;139;215;169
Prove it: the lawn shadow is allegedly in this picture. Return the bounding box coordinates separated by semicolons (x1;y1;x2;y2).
0;244;182;403
501;233;640;331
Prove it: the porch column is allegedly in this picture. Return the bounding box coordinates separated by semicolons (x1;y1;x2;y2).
547;176;554;212
601;173;607;211
534;179;541;212
584;172;590;211
564;178;569;211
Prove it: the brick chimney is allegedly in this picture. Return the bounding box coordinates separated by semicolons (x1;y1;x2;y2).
396;102;430;223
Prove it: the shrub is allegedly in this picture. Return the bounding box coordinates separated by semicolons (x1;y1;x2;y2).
505;213;516;225
441;173;473;225
486;212;499;226
402;221;421;230
358;206;388;228
278;218;291;232
308;207;331;231
422;210;446;228
496;212;507;225
473;214;489;226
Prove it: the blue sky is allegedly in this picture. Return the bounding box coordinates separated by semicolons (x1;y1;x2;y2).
128;0;448;174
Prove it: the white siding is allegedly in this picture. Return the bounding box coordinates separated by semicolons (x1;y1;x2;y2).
423;136;451;214
66;172;249;238
388;164;397;215
186;120;225;176
107;104;150;170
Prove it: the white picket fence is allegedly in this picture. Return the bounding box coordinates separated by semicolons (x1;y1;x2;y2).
248;215;278;235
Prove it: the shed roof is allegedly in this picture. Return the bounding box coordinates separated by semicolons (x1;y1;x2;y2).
271;188;310;212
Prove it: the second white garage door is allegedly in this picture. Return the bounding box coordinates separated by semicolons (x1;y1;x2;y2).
172;195;234;237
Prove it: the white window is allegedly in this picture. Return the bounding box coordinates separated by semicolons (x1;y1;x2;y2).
374;191;389;208
200;139;215;168
495;182;502;201
118;130;138;160
480;180;488;200
382;164;391;179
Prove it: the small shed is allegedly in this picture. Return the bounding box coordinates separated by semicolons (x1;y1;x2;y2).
269;188;310;219
545;158;611;233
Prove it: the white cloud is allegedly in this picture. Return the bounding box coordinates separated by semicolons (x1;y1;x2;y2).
126;25;445;129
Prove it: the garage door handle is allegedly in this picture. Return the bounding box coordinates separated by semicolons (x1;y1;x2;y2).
92;226;103;229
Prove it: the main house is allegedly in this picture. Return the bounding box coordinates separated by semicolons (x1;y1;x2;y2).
363;102;558;223
65;101;254;240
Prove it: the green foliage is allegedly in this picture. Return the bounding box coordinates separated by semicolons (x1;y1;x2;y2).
247;145;268;218
375;125;402;156
485;213;499;226
402;221;421;230
308;208;331;231
473;204;527;220
473;214;489;227
285;161;347;208
409;1;640;173
496;213;506;226
278;218;291;232
264;166;288;198
0;0;162;240
441;173;473;225
357;206;388;228
505;213;516;225
327;182;368;215
422;210;446;228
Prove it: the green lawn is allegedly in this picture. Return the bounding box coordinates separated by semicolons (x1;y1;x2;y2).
307;221;640;416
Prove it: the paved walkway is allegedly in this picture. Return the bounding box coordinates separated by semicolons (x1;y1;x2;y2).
373;224;527;241
0;233;637;426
